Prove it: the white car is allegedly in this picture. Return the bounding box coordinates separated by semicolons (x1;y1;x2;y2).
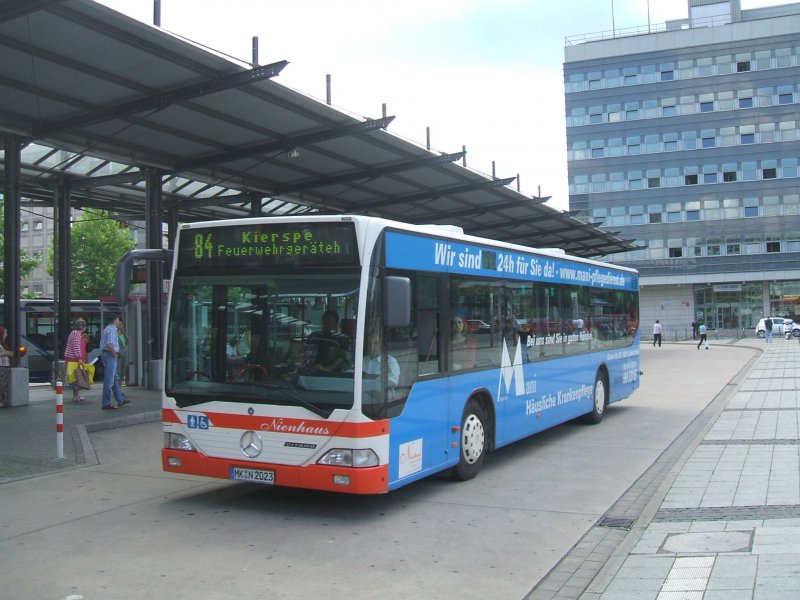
755;317;793;338
785;322;800;338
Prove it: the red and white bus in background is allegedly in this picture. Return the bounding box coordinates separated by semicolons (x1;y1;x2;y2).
161;215;640;493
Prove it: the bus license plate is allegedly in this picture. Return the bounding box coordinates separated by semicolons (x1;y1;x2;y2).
230;467;275;484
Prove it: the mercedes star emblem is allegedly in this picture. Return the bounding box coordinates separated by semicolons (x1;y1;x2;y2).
240;430;263;458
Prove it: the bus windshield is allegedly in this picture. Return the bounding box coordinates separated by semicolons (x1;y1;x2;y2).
165;271;361;417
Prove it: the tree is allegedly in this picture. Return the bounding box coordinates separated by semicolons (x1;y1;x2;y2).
0;202;41;297
47;208;136;299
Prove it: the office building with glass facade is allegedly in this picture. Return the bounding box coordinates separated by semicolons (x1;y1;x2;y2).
564;0;800;339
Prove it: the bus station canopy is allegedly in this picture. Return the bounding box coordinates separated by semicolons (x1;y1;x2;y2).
0;0;634;258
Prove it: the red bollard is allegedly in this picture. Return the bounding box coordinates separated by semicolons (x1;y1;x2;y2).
56;381;64;459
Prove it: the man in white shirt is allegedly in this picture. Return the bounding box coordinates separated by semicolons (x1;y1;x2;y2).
363;331;399;387
653;319;663;347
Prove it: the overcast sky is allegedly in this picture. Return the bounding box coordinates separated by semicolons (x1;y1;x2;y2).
97;0;795;211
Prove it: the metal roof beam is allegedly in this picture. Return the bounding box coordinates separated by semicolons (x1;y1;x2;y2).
273;151;466;195
0;0;64;24
412;193;547;222
32;60;289;139
174;115;395;172
68;170;146;189
358;176;516;212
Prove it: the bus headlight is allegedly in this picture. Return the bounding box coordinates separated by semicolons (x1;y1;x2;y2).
164;432;196;451
318;448;378;468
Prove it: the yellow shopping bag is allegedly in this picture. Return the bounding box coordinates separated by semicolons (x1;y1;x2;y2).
66;361;95;385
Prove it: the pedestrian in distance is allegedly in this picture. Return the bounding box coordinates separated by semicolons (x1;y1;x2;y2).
99;313;128;409
691;320;698;340
764;316;773;343
0;325;14;408
697;322;709;350
64;318;89;402
653;320;662;347
116;318;129;385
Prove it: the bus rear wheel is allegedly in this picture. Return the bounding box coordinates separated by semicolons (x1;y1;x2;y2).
453;399;487;481
583;370;608;424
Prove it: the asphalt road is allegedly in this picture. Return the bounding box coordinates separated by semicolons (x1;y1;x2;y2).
0;342;757;600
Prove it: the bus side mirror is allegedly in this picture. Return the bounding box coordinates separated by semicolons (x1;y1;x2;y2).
383;276;411;328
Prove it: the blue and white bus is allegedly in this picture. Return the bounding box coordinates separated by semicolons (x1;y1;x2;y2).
162;215;640;493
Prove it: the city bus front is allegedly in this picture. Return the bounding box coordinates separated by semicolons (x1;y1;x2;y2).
161;217;397;493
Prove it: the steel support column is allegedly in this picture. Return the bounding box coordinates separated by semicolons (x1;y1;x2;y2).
3;136;21;364
145;169;163;361
167;206;178;250
54;181;72;367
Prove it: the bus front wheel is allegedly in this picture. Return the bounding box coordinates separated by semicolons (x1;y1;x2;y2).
583;370;608;424
453;399;487;481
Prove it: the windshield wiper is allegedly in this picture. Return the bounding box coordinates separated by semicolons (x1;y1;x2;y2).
255;383;332;419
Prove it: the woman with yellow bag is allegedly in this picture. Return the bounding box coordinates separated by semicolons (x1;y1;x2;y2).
64;318;94;402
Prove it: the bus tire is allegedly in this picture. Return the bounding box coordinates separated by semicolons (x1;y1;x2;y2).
583;370;608;424
452;399;487;481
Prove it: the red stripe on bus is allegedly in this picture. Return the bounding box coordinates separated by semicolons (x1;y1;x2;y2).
163;408;389;438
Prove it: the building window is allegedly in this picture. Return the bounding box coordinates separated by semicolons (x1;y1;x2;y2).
630;214;644;225
702;136;716;148
700;101;714;113
746;236;761;254
687;210;700;221
34;221;43;231
738;97;753;108
723;171;737;182
685;174;698;185
741;133;755;144
647;177;661;188
21;222;29;232
662;105;677;117
766;240;781;253
762;168;777;179
660;70;674;81
703;172;717;184
669;247;683;258
726;239;741;255
707;239;721;256
667;211;681;222
736;61;751;72
779;93;793;104
649;212;662;224
744;206;758;217
591;148;604;158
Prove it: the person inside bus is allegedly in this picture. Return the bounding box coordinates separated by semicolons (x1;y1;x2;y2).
451;317;476;370
363;329;400;388
303;310;350;374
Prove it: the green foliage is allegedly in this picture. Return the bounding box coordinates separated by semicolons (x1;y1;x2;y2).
0;202;41;297
46;209;136;299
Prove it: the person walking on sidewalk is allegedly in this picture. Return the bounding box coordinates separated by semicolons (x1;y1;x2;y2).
116;318;129;386
64;318;89;402
764;316;774;343
653;320;662;347
0;325;14;408
99;314;128;410
697;322;709;350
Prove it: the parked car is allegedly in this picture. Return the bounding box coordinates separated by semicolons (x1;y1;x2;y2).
465;320;491;334
755;317;793;338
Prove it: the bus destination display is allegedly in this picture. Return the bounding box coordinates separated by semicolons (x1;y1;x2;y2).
179;222;358;269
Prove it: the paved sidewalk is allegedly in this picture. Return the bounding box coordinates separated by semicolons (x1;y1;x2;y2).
0;382;161;483
531;337;800;600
